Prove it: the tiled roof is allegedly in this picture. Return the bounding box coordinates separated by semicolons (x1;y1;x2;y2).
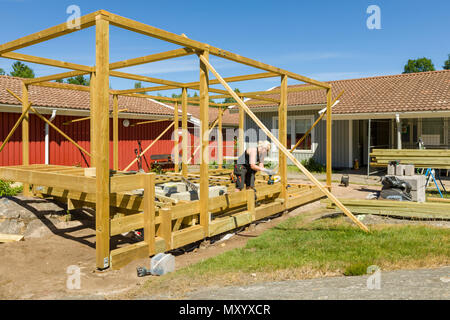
0;75;173;116
247;70;450;114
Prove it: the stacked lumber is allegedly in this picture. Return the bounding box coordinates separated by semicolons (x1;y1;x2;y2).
324;199;450;220
370;149;450;169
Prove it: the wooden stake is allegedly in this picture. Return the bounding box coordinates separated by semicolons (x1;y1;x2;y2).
198;55;369;232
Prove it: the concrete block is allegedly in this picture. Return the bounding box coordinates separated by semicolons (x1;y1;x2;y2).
387;164;396;175
162;182;187;194
170;190;199;201
395;165;405;176
404;165;415;176
410;190;426;203
209;186;227;198
385;175;426;191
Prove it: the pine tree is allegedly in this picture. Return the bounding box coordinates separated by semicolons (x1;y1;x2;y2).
9;61;35;78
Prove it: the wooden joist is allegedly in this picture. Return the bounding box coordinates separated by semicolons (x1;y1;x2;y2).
370;149;450;169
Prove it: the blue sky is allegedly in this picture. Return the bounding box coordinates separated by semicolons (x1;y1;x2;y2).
0;0;449;96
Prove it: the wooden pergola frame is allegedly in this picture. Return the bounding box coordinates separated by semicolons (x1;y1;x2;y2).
0;10;367;270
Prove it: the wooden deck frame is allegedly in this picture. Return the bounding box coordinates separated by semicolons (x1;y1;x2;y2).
0;10;343;269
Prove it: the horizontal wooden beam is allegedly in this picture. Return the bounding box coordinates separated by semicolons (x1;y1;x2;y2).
0;52;94;72
0;166;96;193
104;12;329;88
109;47;195;70
110;71;185;88
24;70;88;85
30;81;91;92
0;11;97;55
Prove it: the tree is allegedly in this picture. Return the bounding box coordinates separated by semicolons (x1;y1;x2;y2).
0;68;5;76
66;75;90;86
134;81;147;94
55;79;64;83
9;61;35;78
223;88;241;104
444;54;450;70
403;57;435;74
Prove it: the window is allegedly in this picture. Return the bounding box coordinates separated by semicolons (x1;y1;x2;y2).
421;118;445;146
272;115;314;152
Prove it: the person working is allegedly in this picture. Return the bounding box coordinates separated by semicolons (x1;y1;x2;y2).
234;140;275;191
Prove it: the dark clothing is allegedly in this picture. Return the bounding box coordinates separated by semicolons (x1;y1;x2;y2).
234;149;261;190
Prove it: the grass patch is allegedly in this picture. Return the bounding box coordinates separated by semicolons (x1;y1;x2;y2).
134;212;449;299
0;180;22;197
426;189;450;199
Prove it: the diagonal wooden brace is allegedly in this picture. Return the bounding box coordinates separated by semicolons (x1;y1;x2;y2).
0;100;33;153
290;90;344;152
199;55;369;232
123;121;175;171
5;88;92;157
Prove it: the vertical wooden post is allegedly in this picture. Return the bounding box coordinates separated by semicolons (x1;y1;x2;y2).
218;107;223;169
143;173;155;254
279;75;288;206
21;82;31;196
160;207;172;251
113;94;119;171
326;88;332;190
239;102;245;156
94;15;111;270
199;50;210;236
174;102;179;173
246;189;255;220
90;72;96;168
181;88;188;178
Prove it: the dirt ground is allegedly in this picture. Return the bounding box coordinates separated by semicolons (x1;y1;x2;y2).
0;180;446;300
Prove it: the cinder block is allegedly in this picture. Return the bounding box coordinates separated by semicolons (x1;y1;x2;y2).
162;182;187;194
387;164;396;175
410;190;425;203
170;190;199;201
395;165;405;176
209;186;227;198
404;165;415;176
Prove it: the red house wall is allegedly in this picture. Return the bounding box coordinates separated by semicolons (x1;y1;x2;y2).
0;112;232;171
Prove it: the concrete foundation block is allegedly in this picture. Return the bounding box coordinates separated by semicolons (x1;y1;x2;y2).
395;165;405;176
170;190;199;201
209;186;228;198
410;190;426;203
404;165;415;176
387;164;396;175
162;182;187;194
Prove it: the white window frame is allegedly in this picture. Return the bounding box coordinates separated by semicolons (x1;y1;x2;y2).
272;115;316;154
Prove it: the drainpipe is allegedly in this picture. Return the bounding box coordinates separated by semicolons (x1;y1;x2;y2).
45;110;57;164
395;113;402;150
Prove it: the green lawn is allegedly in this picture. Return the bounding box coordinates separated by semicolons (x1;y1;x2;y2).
135;211;449;298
